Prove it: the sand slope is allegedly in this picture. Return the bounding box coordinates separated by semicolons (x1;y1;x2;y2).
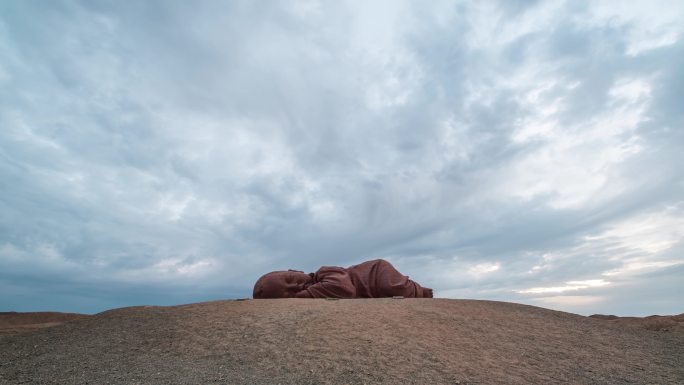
0;312;89;336
590;313;684;333
1;299;682;384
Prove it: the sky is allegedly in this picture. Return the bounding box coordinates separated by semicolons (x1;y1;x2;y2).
1;0;683;316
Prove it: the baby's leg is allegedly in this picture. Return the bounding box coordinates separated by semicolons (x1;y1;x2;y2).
373;260;432;298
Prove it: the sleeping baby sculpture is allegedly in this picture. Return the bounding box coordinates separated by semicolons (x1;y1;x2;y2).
253;259;433;299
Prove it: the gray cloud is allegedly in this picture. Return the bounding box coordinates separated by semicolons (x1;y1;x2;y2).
1;0;683;315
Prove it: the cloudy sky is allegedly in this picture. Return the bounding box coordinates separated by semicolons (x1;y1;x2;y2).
1;0;683;316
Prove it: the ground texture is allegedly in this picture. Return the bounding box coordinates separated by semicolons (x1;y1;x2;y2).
1;299;682;384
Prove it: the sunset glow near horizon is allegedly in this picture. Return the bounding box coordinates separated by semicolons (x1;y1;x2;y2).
1;0;683;316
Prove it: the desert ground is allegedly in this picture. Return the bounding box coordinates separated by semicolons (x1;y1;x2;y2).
1;299;682;384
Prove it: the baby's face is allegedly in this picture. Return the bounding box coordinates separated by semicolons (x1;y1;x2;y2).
253;270;312;298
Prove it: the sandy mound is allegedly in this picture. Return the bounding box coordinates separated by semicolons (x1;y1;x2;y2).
0;312;89;336
590;313;684;333
1;299;682;384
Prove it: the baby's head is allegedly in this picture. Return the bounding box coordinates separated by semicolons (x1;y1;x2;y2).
253;269;313;299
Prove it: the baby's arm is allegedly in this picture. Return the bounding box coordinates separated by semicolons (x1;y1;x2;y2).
300;266;356;298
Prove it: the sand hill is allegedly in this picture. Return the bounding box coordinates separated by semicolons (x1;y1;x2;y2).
1;299;682;384
0;311;88;336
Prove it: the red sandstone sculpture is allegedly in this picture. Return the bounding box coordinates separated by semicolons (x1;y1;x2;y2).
253;259;433;299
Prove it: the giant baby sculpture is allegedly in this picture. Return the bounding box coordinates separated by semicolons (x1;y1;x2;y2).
253;259;433;299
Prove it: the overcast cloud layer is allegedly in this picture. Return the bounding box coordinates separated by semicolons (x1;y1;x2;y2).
1;0;683;315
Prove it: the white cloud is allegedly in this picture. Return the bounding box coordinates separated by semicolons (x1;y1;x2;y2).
530;295;607;312
582;0;683;56
468;262;501;277
515;204;684;314
518;279;610;294
504;75;652;209
586;203;684;255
